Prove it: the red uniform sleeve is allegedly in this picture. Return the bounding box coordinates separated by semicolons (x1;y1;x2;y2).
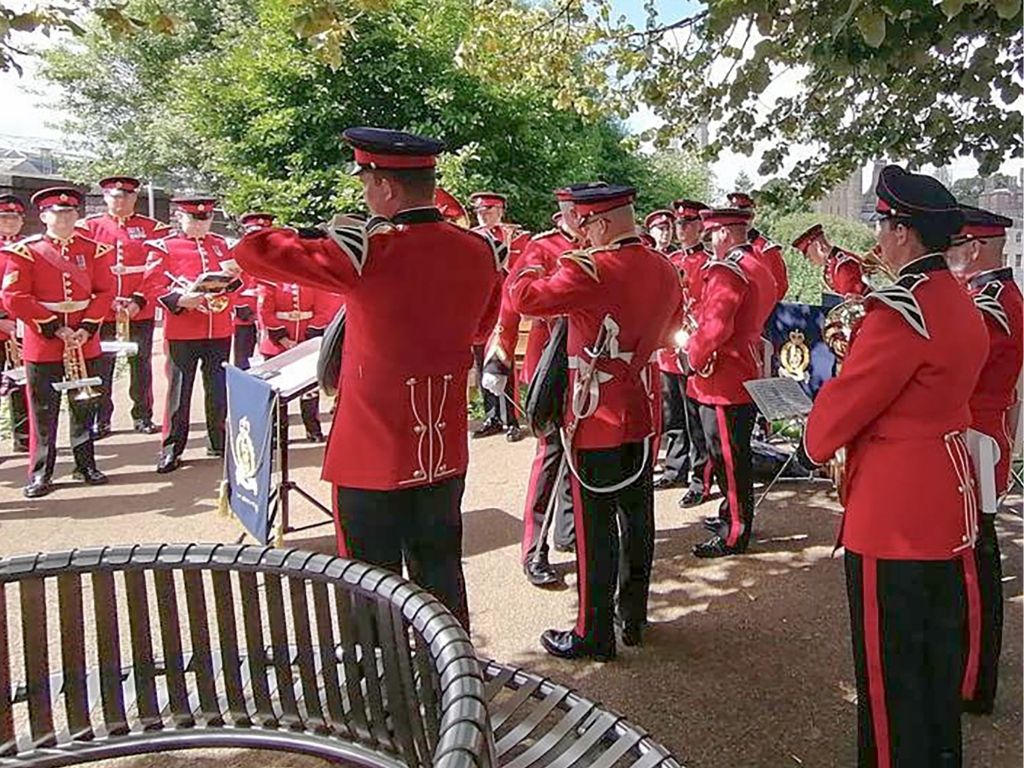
804;307;921;463
232;228;360;294
82;246;115;327
764;245;788;301
687;267;747;372
485;283;521;366
310;288;339;331
1;247;56;330
474;279;502;346
832;258;867;296
139;241;173;308
507;257;602;317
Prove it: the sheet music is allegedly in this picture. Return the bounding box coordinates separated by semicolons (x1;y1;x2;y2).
244;336;322;398
744;377;813;421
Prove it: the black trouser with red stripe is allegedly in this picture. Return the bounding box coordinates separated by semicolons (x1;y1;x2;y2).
95;318;155;425
962;515;1002;713
659;372;711;492
0;341;29;449
700;402;755;550
569;442;653;652
521;424;574;564
845;551;966;767
334;475;469;630
161;338;230;459
233;324;257;371
25;359;100;479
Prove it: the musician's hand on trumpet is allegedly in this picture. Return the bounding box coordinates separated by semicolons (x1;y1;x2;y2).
176;291;205;310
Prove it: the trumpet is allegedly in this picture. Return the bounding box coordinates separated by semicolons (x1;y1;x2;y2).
164;272;231;314
6;337;21;369
673;291;715;377
55;339;102;401
0;338;23;396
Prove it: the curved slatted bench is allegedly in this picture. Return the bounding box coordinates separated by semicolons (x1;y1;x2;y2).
0;545;492;767
482;661;681;768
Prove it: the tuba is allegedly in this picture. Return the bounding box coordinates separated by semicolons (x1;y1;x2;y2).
55;340;102;401
821;245;896;502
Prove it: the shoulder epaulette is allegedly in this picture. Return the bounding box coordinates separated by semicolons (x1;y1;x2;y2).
74;215;98;230
4;236;38;261
558;248;599;282
135;214;170;232
93;243;113;259
365;215;395;237
974;287;1010;335
531;228;557;241
702;256;747;283
326;214;371;277
866;274;929;339
143;237;169;253
467;228;508;271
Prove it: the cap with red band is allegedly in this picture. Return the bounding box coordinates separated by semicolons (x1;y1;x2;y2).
240;212;276;228
570;184;636;222
99;176;141;193
699;207;753;231
644;209;675;229
0;195;26;214
872;164;961;229
672;199;708;221
792;223;824;251
342;126;445;175
727;191;755;210
172;196;218;218
956;204;1013;240
469;192;506;210
32;186;83;211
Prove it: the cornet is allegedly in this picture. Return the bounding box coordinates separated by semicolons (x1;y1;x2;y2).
105;303;139;357
164;271;230;314
54;339;102;401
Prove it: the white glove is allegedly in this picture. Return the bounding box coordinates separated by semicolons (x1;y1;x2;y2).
481;372;507;396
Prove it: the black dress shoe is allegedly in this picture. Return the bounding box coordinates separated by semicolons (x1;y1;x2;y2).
156;454;181;474
92;423;112;440
306;429;325;443
472;419;503;439
621;623;644;647
206;448;224;458
540;629;615;662
23;476;53;498
505;425;525;443
703;515;724;531
523;559;560;588
654;474;682;490
693;535;746;559
679;489;706;508
554;541;575;554
133;419;160;435
72;467;109;485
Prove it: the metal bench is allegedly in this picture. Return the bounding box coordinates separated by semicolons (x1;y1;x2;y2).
0;545;491;767
0;545;682;768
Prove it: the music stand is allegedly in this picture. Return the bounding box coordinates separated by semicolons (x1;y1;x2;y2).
245;337;333;544
744;377;815;507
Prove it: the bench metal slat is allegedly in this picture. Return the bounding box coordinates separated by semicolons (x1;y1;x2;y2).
584;729;645;768
210;571;250;727
389;603;433;762
237;572;276;727
263;574;300;727
310;582;347;734
151;571;192;726
352;593;392;751
544;711;621;768
411;630;440;747
489;674;545;732
333;586;371;740
91;571;129;736
502;699;596;768
123;570;160;729
0;583;15;755
182;570;221;725
56;574;92;741
287;578;326;732
20;577;55;747
376;599;419;765
495;685;572;756
484;664;517;702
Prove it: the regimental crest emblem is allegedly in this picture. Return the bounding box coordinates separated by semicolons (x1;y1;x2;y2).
232;416;259;494
779;329;811;382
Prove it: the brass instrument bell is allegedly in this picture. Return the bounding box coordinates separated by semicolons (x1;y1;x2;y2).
55;340;102;401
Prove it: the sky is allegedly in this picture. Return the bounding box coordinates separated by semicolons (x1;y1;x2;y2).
0;1;1019;197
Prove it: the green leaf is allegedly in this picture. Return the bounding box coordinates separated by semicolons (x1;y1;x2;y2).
940;0;966;18
856;8;886;47
992;0;1022;19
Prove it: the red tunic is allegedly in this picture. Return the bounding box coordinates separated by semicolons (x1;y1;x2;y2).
751;229;788;302
231;207;504;490
258;281;342;356
0;233;21;341
233;272;259;328
686;245;776;405
76;212;169;321
824;246;867;297
476;223;531;383
1;233;115;363
656;243;705;375
968;267;1023;496
507;237;683;449
805;254;989;560
140;233;237;341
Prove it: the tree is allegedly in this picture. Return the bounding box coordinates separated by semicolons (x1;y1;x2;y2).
732;171;754;194
39;0;711;230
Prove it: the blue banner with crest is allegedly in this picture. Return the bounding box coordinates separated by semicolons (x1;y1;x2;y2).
224;365;276;544
765;301;838;398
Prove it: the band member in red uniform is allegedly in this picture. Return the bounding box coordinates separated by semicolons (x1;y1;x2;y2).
644;209;676;253
803;166;986;767
493;191;590;588
434;187;469;227
727;191;788;302
231;127;504;629
470;191;528;442
141;196;240;474
946;204;1021;715
678;207;775;557
791;223;868;299
0;194;30;452
77;175;169;437
257;265;340;442
657;200;713;506
228;213;264;370
1;187;115;497
508;184;683;660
